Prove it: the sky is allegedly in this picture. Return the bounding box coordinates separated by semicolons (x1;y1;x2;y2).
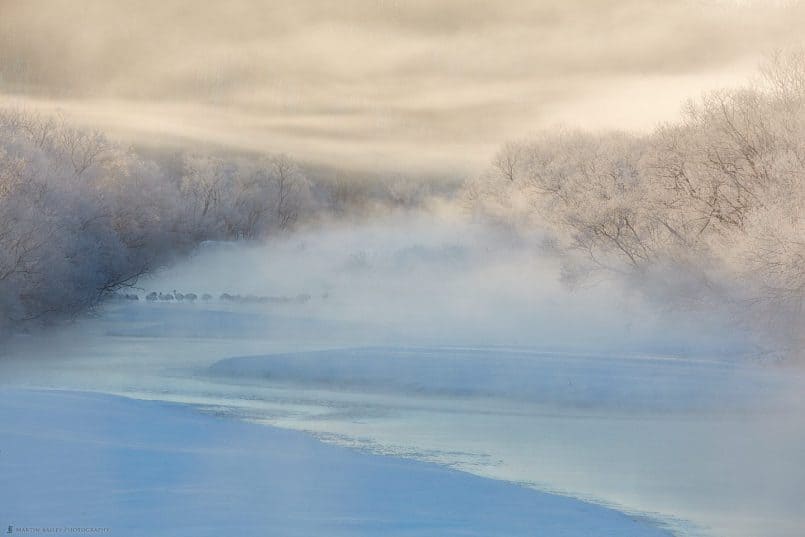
1;0;803;176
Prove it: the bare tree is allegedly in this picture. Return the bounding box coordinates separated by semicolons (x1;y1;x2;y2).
464;51;805;356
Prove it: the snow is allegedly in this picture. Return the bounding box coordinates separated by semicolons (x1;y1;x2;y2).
0;389;672;537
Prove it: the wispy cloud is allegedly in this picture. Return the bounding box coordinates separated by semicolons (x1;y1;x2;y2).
1;0;802;173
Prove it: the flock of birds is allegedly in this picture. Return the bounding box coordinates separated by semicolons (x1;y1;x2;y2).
145;291;205;302
112;291;316;305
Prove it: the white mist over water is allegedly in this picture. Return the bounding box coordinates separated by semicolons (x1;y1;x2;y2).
141;208;750;353
2;209;803;537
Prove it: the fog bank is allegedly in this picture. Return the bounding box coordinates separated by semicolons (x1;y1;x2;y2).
141;209;751;355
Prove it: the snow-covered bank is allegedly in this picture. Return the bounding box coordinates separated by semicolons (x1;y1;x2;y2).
0;389;672;537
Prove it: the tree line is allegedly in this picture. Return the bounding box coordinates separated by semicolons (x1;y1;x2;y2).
0;107;444;336
0;109;323;334
464;51;804;357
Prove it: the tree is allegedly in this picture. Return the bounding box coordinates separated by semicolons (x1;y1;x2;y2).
463;50;805;357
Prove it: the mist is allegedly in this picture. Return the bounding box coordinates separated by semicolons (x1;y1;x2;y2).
133;208;747;354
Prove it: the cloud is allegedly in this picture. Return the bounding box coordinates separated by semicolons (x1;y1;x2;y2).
1;0;803;174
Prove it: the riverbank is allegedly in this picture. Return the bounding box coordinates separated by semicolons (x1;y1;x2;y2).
0;388;674;537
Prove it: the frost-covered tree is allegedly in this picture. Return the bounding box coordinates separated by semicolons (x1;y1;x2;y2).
0;109;316;336
464;51;805;357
